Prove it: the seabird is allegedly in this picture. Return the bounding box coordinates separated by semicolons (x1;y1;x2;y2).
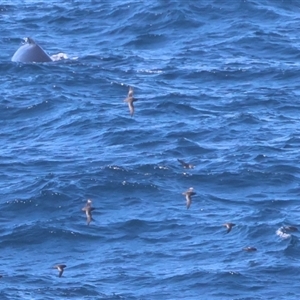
223;223;235;233
124;86;137;117
82;199;95;225
243;247;257;252
177;159;194;169
283;226;298;232
53;264;66;277
182;187;196;209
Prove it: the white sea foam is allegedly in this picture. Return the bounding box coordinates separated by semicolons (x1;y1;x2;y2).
276;228;291;239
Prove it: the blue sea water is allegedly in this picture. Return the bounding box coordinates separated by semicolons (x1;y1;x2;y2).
1;0;300;299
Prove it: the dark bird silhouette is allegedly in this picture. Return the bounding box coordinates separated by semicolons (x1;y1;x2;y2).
53;264;67;277
182;187;196;209
177;159;194;169
283;226;298;232
223;223;235;233
243;247;257;252
82;199;95;225
124;86;137;116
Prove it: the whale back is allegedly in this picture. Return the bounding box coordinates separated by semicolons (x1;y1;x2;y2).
11;37;52;63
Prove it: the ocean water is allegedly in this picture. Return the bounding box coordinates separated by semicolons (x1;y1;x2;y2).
1;0;300;299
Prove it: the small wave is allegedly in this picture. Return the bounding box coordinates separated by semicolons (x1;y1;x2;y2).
276;226;298;239
50;52;68;61
276;229;291;239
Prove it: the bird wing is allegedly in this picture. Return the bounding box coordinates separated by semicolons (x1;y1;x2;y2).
128;102;134;116
177;159;187;167
86;207;93;225
87;215;92;225
186;194;192;209
128;87;134;97
58;269;64;277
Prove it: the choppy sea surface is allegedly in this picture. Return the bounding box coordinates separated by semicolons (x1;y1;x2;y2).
1;0;300;299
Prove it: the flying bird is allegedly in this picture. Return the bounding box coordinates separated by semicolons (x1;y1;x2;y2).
53;264;67;277
243;247;257;252
177;159;194;169
282;226;298;232
182;187;196;209
124;86;137;116
223;223;235;233
82;199;95;225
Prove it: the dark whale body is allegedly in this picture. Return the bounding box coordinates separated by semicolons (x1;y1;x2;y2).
11;37;52;63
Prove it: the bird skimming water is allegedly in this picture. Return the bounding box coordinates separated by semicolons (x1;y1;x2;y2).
243;247;257;252
177;159;194;169
182;187;196;209
53;264;66;277
124;86;137;116
82;199;95;225
223;223;235;233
